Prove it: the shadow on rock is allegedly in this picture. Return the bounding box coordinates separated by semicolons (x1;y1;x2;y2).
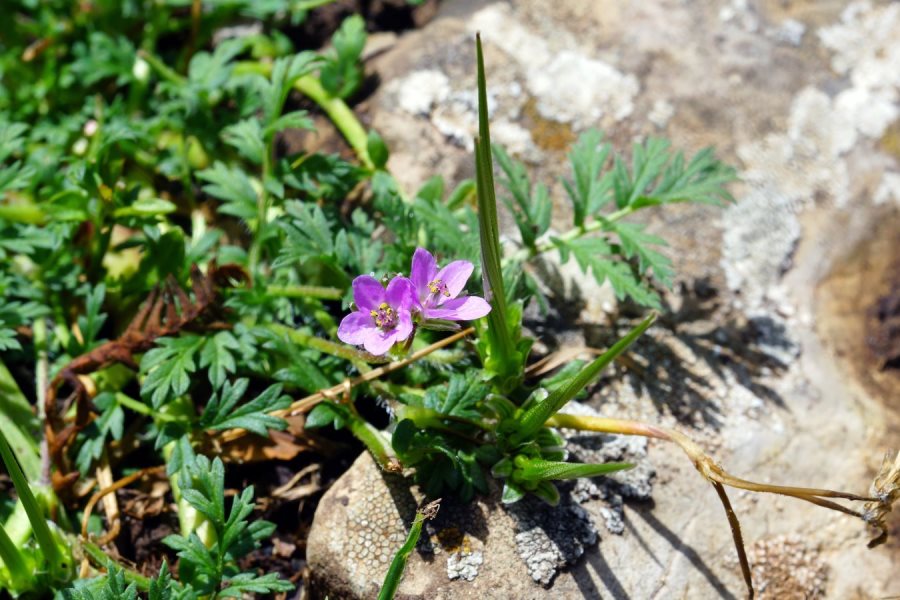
528;276;794;429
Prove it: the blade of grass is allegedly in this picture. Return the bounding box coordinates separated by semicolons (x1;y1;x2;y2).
0;522;30;592
0;429;69;581
509;312;655;445
377;499;441;600
474;34;518;381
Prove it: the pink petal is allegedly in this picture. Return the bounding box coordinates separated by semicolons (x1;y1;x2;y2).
386;276;417;309
362;329;397;356
337;311;374;345
426;296;491;321
352;275;385;311
394;310;414;341
410;248;437;297
433;260;474;304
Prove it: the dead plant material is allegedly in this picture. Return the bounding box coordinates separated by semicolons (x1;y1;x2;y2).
81;465;165;544
272;464;322;502
45;263;248;482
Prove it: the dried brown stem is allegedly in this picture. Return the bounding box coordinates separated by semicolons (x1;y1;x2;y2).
712;481;754;598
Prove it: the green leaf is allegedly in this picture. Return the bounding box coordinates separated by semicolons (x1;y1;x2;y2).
493;144;551;248
112;198;177;219
474;34;520;388
140;336;205;408
509;312;656;446
199;331;241;389
612;139;736;209
222;119;265;165
264;110;314;139
367;129;389;170
219;572;294;597
558;236;661;308
423;373;488;420
260;52;320;126
513;456;633;481
320;15;366;99
272;201;336;268
305;401;350;430
75;283;107;353
197;162;259;222
605;221;674;287
200;380;290;436
562;129;612;226
501;480;526;504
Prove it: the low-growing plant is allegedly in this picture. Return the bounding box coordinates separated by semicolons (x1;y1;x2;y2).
0;3;896;599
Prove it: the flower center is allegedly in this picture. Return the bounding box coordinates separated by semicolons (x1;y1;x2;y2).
370;302;397;330
427;279;451;298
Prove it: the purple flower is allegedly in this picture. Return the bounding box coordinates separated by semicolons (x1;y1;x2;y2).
338;275;417;355
410;248;491;321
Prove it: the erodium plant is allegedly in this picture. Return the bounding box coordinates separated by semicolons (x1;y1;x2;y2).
0;3;895;599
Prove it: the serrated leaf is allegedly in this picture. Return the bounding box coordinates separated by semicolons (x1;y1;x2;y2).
200;381;290;436
140;336;205;408
199;331;241;388
197;162;259;222
305;401;349;430
562;129;613;226
319;15;366;99
605;221;674;287
222;119;265;165
559;237;661;308
219;572;294;598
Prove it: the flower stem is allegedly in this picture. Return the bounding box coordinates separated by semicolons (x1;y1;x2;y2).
267;284;344;300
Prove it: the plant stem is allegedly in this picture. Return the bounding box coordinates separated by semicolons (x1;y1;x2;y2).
348;417;400;471
378;499;440;600
234;61;374;169
267;284;343;300
33;317;51;484
510;205;637;263
265;322;370;362
81;540;152;590
294;75;373;170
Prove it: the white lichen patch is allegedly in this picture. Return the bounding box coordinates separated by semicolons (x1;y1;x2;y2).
446;549;484;582
468;3;638;129
723;1;900;310
818;1;900;139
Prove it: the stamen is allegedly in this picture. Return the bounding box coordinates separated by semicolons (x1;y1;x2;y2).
428;279;450;297
370;302;397;330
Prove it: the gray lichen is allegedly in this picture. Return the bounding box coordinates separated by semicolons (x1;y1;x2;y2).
507;498;598;586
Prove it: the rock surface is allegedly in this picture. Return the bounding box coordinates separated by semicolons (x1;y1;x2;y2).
308;0;900;598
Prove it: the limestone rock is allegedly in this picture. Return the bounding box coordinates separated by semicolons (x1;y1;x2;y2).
311;0;900;596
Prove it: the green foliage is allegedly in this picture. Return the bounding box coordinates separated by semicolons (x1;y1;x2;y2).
198;379;290;436
495;129;736;308
163;455;293;597
0;4;737;595
319;15;367;99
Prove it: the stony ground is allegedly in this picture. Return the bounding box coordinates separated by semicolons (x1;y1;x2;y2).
307;1;900;598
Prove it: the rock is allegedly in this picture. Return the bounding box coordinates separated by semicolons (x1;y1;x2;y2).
312;0;900;597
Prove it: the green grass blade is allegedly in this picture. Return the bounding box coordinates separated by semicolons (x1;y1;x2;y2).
0;521;31;592
474;34;518;379
0;429;69;581
514;457;633;481
0;359;40;480
377;500;440;600
510;312;656;445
